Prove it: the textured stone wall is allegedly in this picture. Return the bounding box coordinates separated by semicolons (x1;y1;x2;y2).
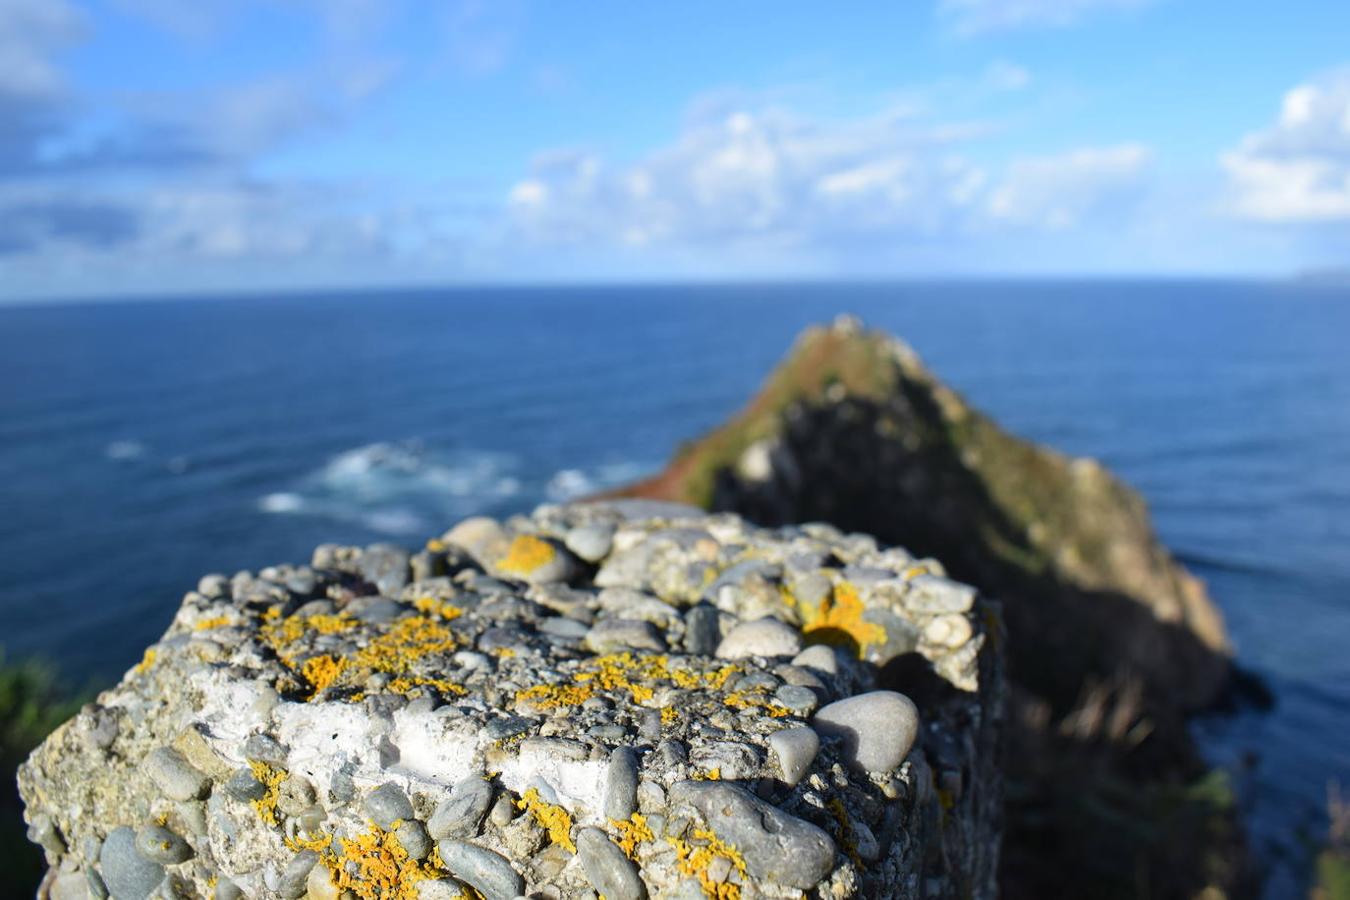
21;501;1002;900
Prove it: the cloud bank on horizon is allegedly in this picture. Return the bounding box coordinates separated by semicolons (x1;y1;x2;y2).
1;0;1348;298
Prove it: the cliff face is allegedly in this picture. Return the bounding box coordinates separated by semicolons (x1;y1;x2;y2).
618;316;1231;715
613;317;1250;898
20;503;1003;900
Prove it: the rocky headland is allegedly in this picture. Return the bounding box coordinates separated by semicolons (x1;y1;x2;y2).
20;501;1002;899
610;316;1251;898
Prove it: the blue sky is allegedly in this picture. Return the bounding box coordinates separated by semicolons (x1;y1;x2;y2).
3;0;1350;299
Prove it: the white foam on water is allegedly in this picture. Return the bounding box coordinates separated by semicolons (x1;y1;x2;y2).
259;492;304;513
106;440;146;461
257;440;654;534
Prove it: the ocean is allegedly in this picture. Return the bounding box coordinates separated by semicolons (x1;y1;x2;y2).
1;281;1347;894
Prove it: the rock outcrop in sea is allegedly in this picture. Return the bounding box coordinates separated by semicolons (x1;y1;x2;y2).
609;317;1250;898
19;501;1003;899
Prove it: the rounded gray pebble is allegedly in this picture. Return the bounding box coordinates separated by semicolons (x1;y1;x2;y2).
99;826;165;900
396;819;433;860
436;840;524;900
812;690;920;772
134;824;192;864
773;684;819;715
576;827;646;900
716;617;802;659
565;523;615;562
224;767;267;802
604;746;640;820
683;604;721;655
766;726;820;785
585;618;667;653
241;733;287;766
365;782;415;830
428;776;494;840
143;747;208;802
278;849;319;899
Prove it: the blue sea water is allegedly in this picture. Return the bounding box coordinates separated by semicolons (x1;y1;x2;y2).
1;281;1347;894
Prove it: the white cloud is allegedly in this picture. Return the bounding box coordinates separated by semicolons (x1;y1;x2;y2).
984;60;1031;92
987;144;1153;229
939;0;1154;34
506;100;1003;252
0;0;84;100
506;95;1153;256
1221;68;1350;223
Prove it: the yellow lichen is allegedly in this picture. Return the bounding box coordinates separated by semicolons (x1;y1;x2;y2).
412;596;463;621
660;706;679;726
516;788;575;852
723;691;790;718
249;760;286;826
354;615;456;673
515;682;595;710
307;823;453;900
193;615;231;631
610;813;655;860
300;654;348;697
795;581;885;657
667;828;748;900
693;768;722;781
496;534;556;575
425;538;447;552
133;648;157;675
388;675;467;698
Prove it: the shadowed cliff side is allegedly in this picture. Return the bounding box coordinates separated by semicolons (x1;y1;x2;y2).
609;315;1253;898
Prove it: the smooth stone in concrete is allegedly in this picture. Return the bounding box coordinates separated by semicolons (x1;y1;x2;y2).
716;617;802;659
585;618;667;653
906;574;976;613
143;747;208;802
565;523;615;562
364;782;414;831
428;777;494;840
436;840;524;900
99;827;164;900
668;781;834;890
134;825;191;864
812;690;919;773
576;827;646;900
767;726;820;785
604;746;640;820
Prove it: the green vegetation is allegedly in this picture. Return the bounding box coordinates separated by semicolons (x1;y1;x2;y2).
1314;786;1350;900
0;655;85;895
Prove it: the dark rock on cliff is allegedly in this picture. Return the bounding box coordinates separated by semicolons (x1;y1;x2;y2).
610;315;1253;898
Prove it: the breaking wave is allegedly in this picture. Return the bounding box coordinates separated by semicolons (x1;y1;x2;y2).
258;441;651;535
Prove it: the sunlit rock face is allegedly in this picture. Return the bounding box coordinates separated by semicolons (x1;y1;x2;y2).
19;501;1002;900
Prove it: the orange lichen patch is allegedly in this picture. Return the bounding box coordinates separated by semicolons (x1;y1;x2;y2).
669;663;741;692
193;615;231;631
794;581;885;657
304;823;454;900
412;596;463;621
576;652;670;705
668;828;748;900
262;611;359;651
286;831;334;854
301;654;348;697
610;813;655;860
496;534;556;575
353;615;457;675
722;691;790;718
388;675;467;698
516;788;575;852
515;682;595;710
249;761;286;826
133;648;158;675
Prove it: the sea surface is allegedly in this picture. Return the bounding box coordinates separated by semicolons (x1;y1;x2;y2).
1;281;1347;894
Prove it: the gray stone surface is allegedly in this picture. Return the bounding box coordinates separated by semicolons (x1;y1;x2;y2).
19;503;1000;900
576;827;646;900
669;780;836;890
436;840;524;900
813;690;920;773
